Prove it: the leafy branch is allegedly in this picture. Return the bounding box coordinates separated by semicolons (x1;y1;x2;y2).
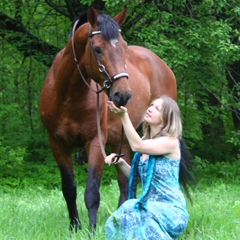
0;13;59;67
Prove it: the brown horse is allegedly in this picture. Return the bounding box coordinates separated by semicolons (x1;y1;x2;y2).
40;6;177;231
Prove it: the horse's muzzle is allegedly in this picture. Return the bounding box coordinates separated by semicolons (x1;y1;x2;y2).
110;90;132;108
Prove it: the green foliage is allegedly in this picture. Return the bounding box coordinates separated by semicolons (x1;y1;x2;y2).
227;130;240;147
194;156;240;182
121;1;239;163
0;146;119;191
0;136;26;168
0;0;239;179
80;0;96;6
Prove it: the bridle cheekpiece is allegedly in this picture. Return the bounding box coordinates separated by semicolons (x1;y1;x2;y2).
88;28;129;92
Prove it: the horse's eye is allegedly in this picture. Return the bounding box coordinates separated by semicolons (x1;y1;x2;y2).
94;47;102;55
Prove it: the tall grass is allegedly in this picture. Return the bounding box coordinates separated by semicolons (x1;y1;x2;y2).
0;178;239;240
180;180;240;239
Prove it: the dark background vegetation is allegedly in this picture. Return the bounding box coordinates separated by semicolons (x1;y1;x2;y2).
0;0;239;189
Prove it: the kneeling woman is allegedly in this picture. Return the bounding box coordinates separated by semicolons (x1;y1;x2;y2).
105;95;194;240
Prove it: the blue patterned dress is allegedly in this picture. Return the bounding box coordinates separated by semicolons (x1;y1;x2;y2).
105;152;189;240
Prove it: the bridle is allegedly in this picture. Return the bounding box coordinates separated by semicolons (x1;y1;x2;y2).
71;20;129;94
71;20;127;160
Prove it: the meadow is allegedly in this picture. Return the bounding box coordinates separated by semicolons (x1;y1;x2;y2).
0;176;239;240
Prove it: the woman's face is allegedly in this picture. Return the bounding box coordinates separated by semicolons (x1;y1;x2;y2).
144;98;163;125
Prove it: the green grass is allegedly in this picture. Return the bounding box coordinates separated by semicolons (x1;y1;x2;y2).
180;180;240;239
0;179;239;239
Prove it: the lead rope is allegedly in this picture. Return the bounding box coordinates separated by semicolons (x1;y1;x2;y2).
96;84;107;158
115;126;125;161
96;84;125;160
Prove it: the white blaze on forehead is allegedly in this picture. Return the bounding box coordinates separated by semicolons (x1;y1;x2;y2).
110;39;118;47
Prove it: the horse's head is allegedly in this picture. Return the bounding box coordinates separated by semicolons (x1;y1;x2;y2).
85;6;132;108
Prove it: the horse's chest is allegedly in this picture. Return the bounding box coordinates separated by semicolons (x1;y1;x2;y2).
55;117;97;145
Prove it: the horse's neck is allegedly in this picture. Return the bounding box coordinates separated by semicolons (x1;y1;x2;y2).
55;41;89;99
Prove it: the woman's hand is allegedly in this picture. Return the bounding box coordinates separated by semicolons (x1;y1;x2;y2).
107;101;127;118
105;153;125;165
105;153;131;178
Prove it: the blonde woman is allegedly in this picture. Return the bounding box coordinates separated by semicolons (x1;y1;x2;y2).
105;95;195;240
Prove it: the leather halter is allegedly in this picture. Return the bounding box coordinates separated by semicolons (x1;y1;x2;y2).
88;28;129;92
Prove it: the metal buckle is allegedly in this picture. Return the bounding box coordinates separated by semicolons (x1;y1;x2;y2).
103;80;112;89
98;64;105;73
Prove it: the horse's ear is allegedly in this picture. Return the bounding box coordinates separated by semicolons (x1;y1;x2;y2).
114;6;127;27
88;6;99;27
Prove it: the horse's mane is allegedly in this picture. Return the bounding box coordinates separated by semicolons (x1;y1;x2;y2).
71;10;96;37
71;10;120;40
72;11;89;31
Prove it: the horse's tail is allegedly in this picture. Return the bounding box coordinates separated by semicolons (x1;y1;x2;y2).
179;138;197;202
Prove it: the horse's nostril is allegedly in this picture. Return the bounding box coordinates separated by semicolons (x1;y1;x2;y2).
127;91;132;101
112;92;122;107
112;91;132;107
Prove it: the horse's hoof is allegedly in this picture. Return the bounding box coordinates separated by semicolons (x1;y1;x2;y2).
69;218;82;232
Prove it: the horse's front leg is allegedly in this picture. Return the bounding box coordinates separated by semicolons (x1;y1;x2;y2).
84;138;105;231
49;136;81;231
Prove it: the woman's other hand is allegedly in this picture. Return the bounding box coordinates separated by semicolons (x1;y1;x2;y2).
105;153;125;165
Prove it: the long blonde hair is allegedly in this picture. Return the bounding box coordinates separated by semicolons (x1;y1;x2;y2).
143;95;182;139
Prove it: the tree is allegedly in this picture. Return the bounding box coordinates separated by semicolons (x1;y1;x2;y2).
0;0;239;169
